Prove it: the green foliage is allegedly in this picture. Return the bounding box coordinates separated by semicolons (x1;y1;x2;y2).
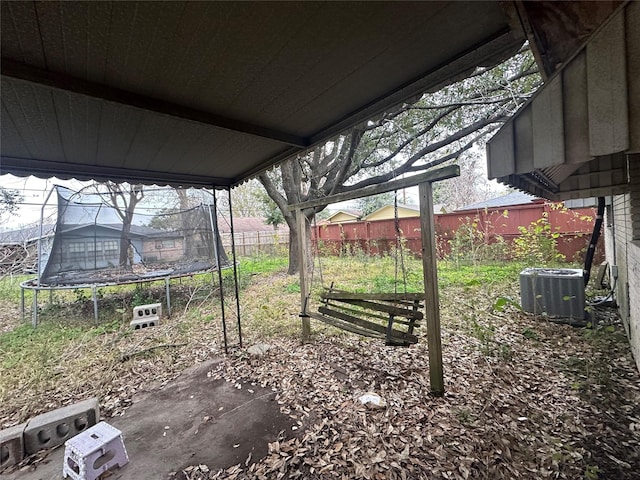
512;213;565;265
438;261;525;288
0;275;30;302
238;254;288;275
285;281;300;293
73;288;89;303
89;319;123;336
448;216;508;265
132;285;155;307
492;296;522;313
584;465;600;480
0;322;85;369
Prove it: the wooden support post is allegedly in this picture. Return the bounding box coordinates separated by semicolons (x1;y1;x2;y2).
419;182;445;396
297;208;311;341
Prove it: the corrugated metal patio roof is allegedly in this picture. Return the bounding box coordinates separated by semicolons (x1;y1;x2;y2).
1;1;525;188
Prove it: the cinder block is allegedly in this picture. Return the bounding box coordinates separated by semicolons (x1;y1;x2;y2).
130;317;160;330
24;398;99;455
133;303;162;321
0;423;26;472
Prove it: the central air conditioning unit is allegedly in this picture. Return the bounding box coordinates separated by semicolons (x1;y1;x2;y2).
519;268;586;320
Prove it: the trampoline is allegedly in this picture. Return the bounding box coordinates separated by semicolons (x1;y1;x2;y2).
21;185;241;349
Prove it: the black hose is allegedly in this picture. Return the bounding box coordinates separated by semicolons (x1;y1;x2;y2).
583;197;605;286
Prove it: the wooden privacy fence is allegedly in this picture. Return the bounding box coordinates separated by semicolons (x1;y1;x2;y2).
312;202;602;262
220;229;288;256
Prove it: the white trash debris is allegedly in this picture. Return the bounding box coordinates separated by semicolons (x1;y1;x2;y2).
247;343;272;355
358;392;387;409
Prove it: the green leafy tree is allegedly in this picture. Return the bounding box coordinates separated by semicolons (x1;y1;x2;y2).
262;194;284;229
260;49;540;274
0;187;22;220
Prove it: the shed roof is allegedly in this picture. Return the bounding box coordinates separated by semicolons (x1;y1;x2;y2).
1;1;524;188
0;224;55;245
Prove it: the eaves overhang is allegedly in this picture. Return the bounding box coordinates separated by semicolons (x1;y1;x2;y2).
486;2;639;201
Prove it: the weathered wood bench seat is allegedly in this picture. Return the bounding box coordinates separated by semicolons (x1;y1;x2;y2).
309;287;424;346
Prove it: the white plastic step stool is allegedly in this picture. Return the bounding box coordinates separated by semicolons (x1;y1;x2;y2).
62;421;129;480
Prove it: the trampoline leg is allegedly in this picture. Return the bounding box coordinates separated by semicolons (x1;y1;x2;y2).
92;286;98;323
165;277;172;317
32;289;38;328
20;287;25;322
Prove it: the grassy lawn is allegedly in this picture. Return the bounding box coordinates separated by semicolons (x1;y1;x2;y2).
1;254;638;479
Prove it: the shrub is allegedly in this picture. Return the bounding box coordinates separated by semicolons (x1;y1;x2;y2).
512;212;565;265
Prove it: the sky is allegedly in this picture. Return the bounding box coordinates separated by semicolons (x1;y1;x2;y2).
0;174;223;232
0;174;90;230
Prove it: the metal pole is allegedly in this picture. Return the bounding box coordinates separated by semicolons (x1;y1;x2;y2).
20;286;25;322
37;188;56;288
91;286;98;323
226;187;243;348
209;196;228;354
165;277;172;317
32;289;38;328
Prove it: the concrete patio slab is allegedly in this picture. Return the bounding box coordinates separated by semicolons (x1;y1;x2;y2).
5;359;296;480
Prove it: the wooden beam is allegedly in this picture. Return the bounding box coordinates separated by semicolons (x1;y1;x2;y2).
1;58;308;148
321;292;425;301
288;165;460;211
419;182;445;396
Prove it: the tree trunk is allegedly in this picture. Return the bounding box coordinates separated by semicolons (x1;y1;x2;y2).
119;211;135;268
285;210;312;275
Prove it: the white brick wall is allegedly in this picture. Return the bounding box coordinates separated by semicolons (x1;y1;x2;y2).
605;154;640;372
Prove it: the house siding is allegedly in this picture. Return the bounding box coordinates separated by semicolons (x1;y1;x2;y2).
606;155;640;372
365;206;419;221
328;212;359;223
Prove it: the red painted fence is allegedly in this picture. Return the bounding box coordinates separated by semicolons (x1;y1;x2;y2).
312;201;604;263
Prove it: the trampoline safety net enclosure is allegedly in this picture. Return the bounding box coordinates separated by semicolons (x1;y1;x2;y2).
34;186;230;287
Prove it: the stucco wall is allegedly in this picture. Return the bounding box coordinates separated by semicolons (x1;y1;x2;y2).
606;156;640;372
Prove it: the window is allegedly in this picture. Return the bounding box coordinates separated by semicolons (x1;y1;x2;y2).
68;242;85;260
155;239;175;249
86;241;103;261
103;240;118;258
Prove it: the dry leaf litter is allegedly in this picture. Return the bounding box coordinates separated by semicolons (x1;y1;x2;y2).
1;272;639;479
